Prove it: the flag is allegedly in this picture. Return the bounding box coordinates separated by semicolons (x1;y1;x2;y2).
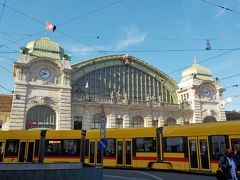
46;20;56;32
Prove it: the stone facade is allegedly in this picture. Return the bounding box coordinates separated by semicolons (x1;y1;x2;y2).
8;38;72;130
177;62;226;123
3;38;226;130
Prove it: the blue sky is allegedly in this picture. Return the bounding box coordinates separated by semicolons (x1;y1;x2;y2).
0;0;240;111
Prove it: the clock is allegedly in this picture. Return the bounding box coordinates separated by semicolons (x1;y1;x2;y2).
39;67;51;80
201;86;212;98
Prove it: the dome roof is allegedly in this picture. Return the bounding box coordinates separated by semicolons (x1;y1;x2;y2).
23;37;70;60
181;63;213;82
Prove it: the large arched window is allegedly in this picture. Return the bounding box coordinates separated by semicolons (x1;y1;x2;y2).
72;65;175;103
131;115;144;128
165;118;176;126
203;116;217;123
26;105;56;130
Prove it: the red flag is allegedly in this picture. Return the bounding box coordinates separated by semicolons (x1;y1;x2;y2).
46;20;56;32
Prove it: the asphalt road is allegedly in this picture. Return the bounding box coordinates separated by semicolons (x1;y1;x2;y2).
103;169;216;180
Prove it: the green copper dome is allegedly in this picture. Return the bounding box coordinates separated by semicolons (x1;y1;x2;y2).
181;63;213;82
23;37;70;60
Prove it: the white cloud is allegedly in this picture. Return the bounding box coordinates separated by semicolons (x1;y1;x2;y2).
115;25;146;50
215;8;226;18
62;25;146;59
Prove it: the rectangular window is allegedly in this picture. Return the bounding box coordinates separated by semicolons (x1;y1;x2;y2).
0;142;4;162
5;139;19;156
231;138;240;170
136;138;156;152
115;118;123;128
74;116;83;130
34;140;39;157
211;136;226;160
104;139;116;157
165;137;183;153
152;120;158;127
45;139;80;156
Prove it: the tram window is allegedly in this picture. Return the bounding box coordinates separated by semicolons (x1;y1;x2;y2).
211;136;226;160
104;139;116;157
0;142;4;162
85;139;89;156
5;140;19;156
231;139;240;156
231;139;240;170
45;139;80;156
164;137;183;153
34;140;39;157
136;138;156;152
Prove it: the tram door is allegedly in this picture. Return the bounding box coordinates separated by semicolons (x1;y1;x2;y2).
116;140;124;166
188;137;199;170
27;141;34;162
89;141;96;165
18;140;27;162
198;137;211;171
116;139;132;166
188;137;211;171
125;139;132;166
96;140;103;165
0;141;5;163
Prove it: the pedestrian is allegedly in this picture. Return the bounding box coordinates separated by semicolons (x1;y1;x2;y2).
218;148;239;180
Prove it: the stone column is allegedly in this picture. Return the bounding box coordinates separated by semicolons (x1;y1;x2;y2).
58;89;71;129
146;115;152;127
108;113;116;128
158;116;165;127
9;84;27;130
82;111;91;130
123;114;130;128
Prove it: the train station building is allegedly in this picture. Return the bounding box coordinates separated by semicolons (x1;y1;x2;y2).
2;37;226;130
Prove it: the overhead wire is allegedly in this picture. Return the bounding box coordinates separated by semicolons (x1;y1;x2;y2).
167;48;240;75
224;84;240;89
221;73;240;81
0;85;13;93
57;0;124;27
0;0;6;24
201;0;240;15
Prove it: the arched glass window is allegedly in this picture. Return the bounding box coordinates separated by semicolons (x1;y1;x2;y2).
72;65;175;103
203;116;217;123
165;118;176;126
131;115;144;128
26;105;56;130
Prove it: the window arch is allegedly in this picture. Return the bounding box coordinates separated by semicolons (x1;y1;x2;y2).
26;105;56;130
203;116;217;123
72;65;175;104
131;115;144;128
165;118;176;126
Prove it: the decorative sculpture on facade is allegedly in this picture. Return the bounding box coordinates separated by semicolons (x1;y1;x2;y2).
27;96;60;110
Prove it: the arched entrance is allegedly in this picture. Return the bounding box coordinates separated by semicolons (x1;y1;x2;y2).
131;115;144;128
203;116;217;123
165;118;176;126
25;105;56;129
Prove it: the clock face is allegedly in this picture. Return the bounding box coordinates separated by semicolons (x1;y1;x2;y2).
39;68;51;80
201;86;212;98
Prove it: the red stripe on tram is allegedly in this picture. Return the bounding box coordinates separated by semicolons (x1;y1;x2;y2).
133;156;157;161
163;157;189;162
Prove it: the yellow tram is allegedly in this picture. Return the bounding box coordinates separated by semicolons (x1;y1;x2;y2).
0;120;239;175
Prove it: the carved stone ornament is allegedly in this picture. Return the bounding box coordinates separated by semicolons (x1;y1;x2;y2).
122;54;132;65
27;96;60;110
